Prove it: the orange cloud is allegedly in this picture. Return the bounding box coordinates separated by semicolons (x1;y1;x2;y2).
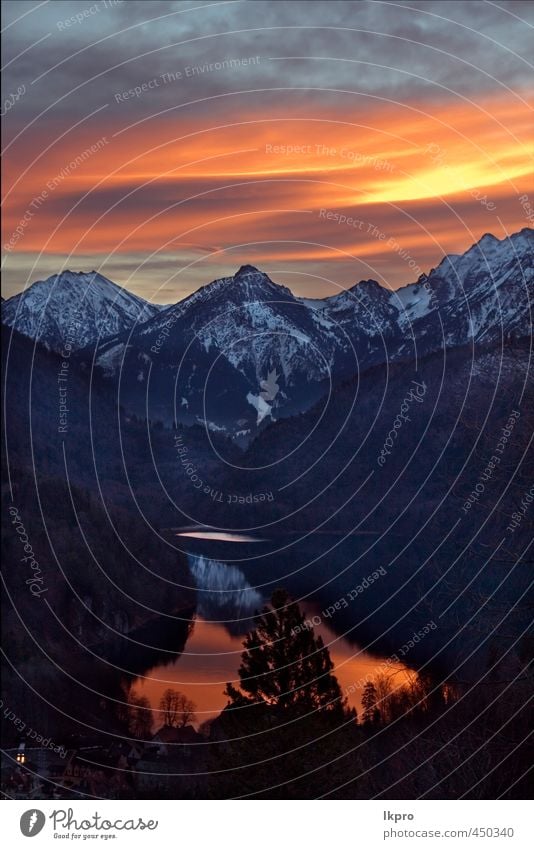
3;94;532;294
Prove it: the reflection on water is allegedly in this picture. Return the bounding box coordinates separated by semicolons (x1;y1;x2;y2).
135;617;246;726
137;614;413;725
176;530;265;542
190;554;263;633
134;551;413;726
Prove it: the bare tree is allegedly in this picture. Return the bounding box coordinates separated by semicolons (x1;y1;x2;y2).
158;688;196;727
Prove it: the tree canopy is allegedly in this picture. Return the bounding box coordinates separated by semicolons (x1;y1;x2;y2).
225;589;351;721
158;688;196;727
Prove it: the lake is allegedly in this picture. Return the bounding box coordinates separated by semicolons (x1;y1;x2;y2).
132;528;421;727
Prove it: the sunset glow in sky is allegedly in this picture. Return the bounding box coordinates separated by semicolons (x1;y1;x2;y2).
2;0;533;302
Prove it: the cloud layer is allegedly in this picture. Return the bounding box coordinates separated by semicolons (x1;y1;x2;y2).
2;0;533;300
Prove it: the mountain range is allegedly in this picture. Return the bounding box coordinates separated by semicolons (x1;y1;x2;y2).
2;228;532;439
2;228;532;665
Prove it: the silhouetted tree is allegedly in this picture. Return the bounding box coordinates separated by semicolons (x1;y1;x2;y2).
225;589;350;720
158;688;196;727
128;694;153;738
208;590;357;798
361;681;380;726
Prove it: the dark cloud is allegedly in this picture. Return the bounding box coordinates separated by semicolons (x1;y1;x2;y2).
3;0;532;137
3;1;531;298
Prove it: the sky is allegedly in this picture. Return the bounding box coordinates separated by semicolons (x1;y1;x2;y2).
2;0;533;303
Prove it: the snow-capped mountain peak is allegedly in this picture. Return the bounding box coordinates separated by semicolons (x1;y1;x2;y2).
2;270;165;352
215;265;295;302
392;228;533;330
235;263;262;278
3;230;531;439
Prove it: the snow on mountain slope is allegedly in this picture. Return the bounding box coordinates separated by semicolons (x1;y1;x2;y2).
99;265;400;389
319;278;401;338
90;265;341;435
1;270;164;352
102;264;341;385
391;228;533;339
392;230;532;361
89;230;532;435
3;230;531;438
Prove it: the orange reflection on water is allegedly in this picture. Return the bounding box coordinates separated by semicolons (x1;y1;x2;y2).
135;614;413;730
135;618;246;728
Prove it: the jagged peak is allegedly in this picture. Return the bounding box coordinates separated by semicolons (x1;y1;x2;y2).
19;269;118;294
342;278;389;301
478;232;500;245
46;269;107;282
353;278;385;292
469;229;532;256
235;264;263;278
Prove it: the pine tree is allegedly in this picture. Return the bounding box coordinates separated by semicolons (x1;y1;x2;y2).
225;589;349;721
209;590;358;798
361;680;380;726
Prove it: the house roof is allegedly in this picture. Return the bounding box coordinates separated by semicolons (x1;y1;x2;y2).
152;725;201;744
